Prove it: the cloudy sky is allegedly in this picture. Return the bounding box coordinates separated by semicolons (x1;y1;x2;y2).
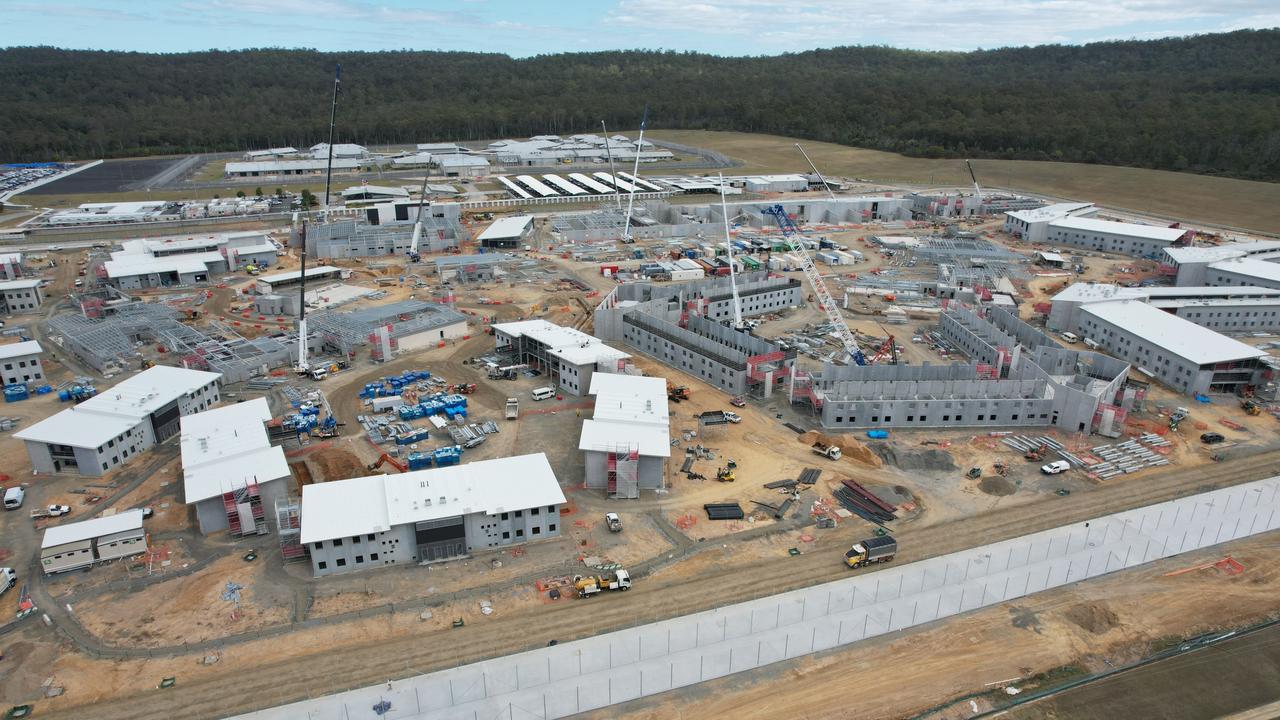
5;0;1278;55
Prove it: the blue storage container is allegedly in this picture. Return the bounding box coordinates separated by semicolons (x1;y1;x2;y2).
396;428;429;445
58;389;71;402
4;384;29;402
865;429;889;439
407;452;432;470
34;384;52;395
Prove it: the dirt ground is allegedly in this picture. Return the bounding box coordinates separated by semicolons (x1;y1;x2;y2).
648;129;1280;234
594;531;1280;720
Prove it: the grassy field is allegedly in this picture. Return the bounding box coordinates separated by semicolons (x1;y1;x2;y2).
649;130;1280;235
9;182;328;210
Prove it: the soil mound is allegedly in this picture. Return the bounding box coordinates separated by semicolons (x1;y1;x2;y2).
870;443;956;471
1064;603;1120;634
979;476;1017;496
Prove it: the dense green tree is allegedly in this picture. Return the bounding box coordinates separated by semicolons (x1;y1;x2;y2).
0;31;1277;180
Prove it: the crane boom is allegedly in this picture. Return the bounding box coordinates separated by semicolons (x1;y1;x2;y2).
965;159;981;199
761;204;865;365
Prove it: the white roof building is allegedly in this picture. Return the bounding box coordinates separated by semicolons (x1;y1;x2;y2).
225;159;363;175
492;319;631;367
1005;202;1097;225
0;278;41;291
1079;300;1267;366
1207;257;1280;286
180;398;290;504
578;374;671;458
41;509;145;550
310;143;368;158
1048;216;1188;244
1162;241;1280;265
0;339;42;360
256;265;343;286
477;215;533;245
300;453;566;544
16;366;222;449
341;185;409;201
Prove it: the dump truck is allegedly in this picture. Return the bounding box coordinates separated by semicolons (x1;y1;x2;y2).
844;535;897;569
505;397;519;420
575;569;632;597
812;441;842;460
605;512;622;532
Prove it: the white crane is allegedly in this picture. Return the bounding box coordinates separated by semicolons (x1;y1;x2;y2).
718;173;743;329
762;205;866;365
620;106;648;245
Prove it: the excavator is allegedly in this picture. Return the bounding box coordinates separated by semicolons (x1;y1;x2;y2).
368;453;408;473
667;384;691;403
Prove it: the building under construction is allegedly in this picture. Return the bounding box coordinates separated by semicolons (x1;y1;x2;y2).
307;299;469;361
579;373;670;498
593;272;802;398
302;218;465;259
47;302;297;382
797;305;1133;435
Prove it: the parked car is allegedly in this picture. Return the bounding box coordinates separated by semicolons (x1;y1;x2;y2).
723;411;742;424
1040;460;1071;475
1200;432;1225;444
46;504;72;517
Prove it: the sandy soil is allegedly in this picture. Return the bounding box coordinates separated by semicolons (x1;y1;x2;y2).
595;531;1280;720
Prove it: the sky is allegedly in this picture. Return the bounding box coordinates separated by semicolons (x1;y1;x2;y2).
4;0;1279;55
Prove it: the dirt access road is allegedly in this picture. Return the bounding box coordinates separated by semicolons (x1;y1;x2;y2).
35;445;1280;720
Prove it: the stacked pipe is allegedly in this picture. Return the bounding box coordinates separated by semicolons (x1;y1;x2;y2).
833;479;896;524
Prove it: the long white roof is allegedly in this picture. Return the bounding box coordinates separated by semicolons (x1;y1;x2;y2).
1208;257;1280;284
0;339;42;360
477;215;533;242
1162;241;1280;264
1005;202;1096;224
104;251;223;278
0;278;41;291
42;509;144;549
1080;300;1267;366
300;453;566;544
257;265;342;284
16;366;221;448
1050;283;1147;304
180;398;290;504
1049;216;1187;242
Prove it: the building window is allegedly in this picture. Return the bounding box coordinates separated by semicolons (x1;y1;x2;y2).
370;553;379;561
503;531;510;539
549;524;557;532
355;555;364;564
531;507;540;516
515;510;523;518
548;505;556;513
336;558;346;567
501;512;509;520
352;536;361;544
333;538;342;547
368;534;375;541
313;542;322;550
515;529;524;537
318;561;328;570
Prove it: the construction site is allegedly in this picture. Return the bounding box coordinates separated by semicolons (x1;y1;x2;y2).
2;133;1280;720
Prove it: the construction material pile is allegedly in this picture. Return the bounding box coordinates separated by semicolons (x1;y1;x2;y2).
834;478;897;525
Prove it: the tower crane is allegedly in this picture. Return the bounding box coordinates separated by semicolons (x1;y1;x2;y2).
761;204;866;365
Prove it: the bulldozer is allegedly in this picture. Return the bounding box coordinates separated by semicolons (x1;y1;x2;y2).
715;466;736;482
1242;399;1262;416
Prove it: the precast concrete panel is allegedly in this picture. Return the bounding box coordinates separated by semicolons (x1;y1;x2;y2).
235;477;1280;720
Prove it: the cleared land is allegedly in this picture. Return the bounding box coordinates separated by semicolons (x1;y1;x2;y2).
649;130;1280;235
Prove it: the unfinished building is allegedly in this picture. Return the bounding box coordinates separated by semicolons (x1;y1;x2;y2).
303;218;463;259
594;272;802;397
579;373;670;498
47;302;297;381
433;254;513;284
800;305;1131;435
309;300;469;360
492;320;630;396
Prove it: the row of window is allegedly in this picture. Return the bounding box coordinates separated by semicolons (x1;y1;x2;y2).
833;412;1047;424
317;552;382;570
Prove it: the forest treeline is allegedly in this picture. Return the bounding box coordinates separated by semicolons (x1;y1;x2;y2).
1;30;1278;180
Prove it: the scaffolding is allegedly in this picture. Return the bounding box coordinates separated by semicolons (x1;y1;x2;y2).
606;446;640;500
224;482;268;537
275;496;305;562
47;302;293;382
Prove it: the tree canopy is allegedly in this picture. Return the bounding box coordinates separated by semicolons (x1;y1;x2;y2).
1;30;1278;180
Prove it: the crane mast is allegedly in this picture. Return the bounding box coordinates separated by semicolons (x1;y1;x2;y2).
761;204;865;365
620;105;648;244
965;159;982;200
718;173;742;329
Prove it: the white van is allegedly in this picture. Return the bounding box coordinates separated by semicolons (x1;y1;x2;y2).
1040;460;1071;475
531;386;556;401
3;487;24;510
1060;332;1079;344
0;567;14;595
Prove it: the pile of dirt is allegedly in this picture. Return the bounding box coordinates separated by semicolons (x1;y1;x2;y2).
1063;602;1120;634
871;443;956;472
796;431;882;467
979;476;1017;496
307;448;364;482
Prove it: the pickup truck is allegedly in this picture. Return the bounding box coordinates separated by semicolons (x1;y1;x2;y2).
605;512;622;533
31;504;71;519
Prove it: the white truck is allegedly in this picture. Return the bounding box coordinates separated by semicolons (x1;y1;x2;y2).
574;569;632;597
0;567;14;595
605;512;622;533
505;397;519;420
812;441;842;460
